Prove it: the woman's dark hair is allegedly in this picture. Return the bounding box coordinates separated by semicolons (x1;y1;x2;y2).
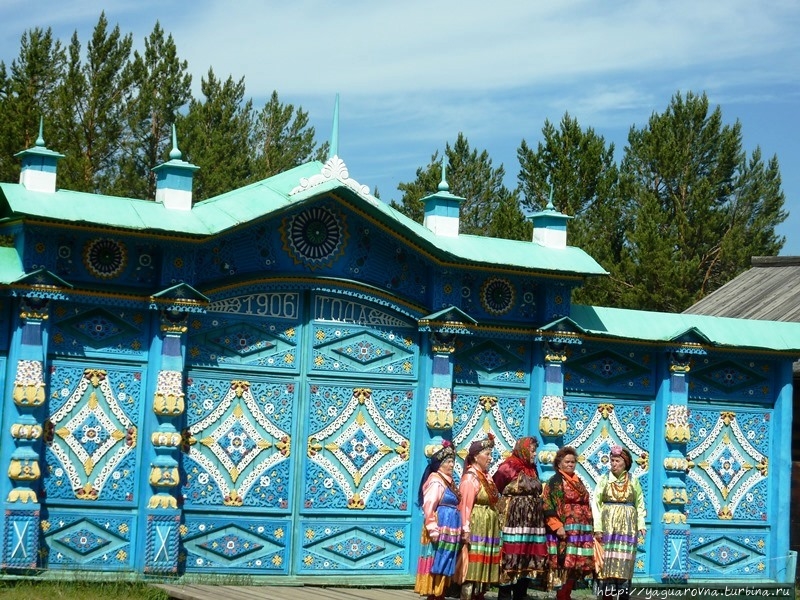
554;446;578;470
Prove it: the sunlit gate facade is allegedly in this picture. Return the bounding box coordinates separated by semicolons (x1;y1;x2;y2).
180;287;421;576
554;336;791;583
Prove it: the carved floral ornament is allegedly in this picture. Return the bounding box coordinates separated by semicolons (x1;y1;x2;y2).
665;404;690;443
539;394;567;436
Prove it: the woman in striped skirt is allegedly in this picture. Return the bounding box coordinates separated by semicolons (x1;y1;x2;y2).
455;433;501;600
593;446;646;600
543;446;595;600
493;436;547;600
414;440;462;600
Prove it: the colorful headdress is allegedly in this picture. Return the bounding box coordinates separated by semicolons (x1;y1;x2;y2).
610;445;633;470
431;440;455;463
467;432;495;458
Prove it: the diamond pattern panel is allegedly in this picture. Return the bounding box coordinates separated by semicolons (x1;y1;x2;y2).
42;514;132;569
688;532;768;578
182;519;288;573
299;522;408;572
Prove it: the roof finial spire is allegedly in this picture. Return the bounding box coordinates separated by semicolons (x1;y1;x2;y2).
35;116;45;147
438;157;450;192
169;123;182;160
329;94;340;159
546;176;555;210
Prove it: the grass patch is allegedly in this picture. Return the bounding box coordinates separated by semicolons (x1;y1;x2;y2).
0;579;169;600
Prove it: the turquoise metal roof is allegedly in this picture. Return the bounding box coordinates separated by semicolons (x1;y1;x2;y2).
0;159;607;278
569;304;800;353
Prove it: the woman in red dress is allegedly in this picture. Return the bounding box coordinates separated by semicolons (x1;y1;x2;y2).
542;446;595;600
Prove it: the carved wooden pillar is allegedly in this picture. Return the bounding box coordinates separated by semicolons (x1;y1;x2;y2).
143;309;187;574
3;297;49;569
662;350;691;582
538;340;567;480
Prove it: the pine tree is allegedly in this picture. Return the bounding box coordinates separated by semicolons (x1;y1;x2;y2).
613;91;787;311
53;13;134;192
392;133;524;239
0;27;66;182
178;68;254;201
516;113;622;305
110;22;192;199
253;90;327;180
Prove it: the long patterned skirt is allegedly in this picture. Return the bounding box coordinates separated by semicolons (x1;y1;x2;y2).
415;495;462;597
457;504;501;585
596;502;638;581
499;494;547;583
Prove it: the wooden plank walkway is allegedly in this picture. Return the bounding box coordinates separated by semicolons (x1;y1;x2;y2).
154;584;426;600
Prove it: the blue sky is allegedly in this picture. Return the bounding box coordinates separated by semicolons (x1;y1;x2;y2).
2;0;799;255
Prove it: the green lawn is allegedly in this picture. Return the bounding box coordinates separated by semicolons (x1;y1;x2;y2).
0;580;169;600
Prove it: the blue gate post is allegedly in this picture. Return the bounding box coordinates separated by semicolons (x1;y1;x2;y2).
2;297;50;569
537;340;568;480
661;350;691;581
142;309;189;574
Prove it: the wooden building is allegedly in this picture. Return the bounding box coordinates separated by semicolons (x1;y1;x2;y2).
0;117;798;585
685;255;800;580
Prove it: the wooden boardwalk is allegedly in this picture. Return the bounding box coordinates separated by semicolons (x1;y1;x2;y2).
154;584;427;600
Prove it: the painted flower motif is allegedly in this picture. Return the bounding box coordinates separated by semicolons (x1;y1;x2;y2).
80;424;103;444
83;238;128;279
323;478;334;489
382;479;392;490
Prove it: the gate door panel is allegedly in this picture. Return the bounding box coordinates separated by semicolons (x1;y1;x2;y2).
181;373;296;574
41;362;144;571
685;406;772;578
296;294;418;575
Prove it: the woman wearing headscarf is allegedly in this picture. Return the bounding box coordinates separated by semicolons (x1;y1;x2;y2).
455;433;501;600
492;436;547;600
592;445;646;600
542;446;595;600
414;440;462;600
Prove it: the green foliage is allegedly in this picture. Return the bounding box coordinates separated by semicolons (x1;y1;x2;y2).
514;93;786;312
177;68;254;201
54;13;134;192
0;13;325;201
393;133;528;240
0;27;66;182
0;579;169;600
253;90;329;180
110;21;193;199
516;113;621;305
610;91;786;311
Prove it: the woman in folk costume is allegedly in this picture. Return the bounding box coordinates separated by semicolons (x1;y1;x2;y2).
455;433;501;600
414;440;463;600
492;436;548;600
593;446;646;600
543;446;595;600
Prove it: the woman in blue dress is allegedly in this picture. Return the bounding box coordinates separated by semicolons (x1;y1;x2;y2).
414;440;462;600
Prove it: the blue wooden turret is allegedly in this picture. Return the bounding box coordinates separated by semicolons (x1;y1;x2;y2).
152;124;199;210
14;118;64;193
422;159;464;237
528;181;572;249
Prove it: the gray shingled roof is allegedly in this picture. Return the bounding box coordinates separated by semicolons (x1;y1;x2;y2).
684;256;800;372
684;257;800;322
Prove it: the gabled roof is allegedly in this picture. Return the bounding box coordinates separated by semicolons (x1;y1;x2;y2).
569;303;800;353
683;256;800;322
0;157;607;279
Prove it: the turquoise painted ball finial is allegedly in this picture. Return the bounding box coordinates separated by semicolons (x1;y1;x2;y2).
437;157;450;192
169;124;182;160
35;116;45;147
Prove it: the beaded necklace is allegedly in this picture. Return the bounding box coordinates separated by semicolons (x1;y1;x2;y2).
608;472;630;501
